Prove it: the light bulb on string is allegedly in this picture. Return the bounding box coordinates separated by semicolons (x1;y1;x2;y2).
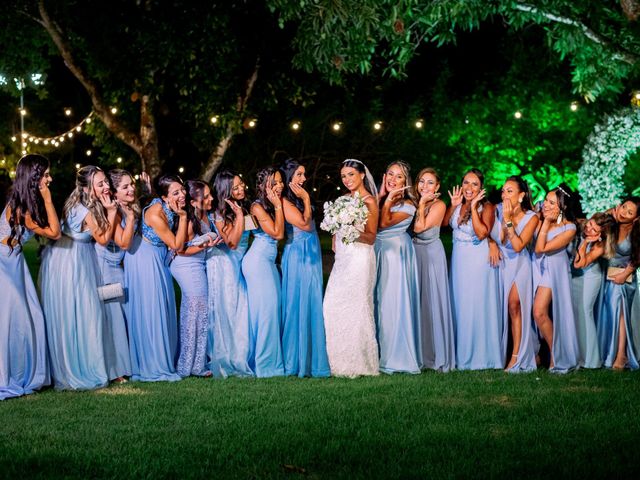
210;116;218;124
75;163;81;169
373;121;382;131
414;120;423;129
110;107;118;114
570;101;579;112
514;111;523;119
86;150;92;156
291;121;301;131
331;122;342;132
178;167;185;173
117;157;122;164
11;136;16;142
19;108;27;116
64;108;72;116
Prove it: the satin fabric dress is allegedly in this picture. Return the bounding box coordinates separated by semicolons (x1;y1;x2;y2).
413;222;455;372
124;199;180;382
374;202;421;374
492;204;537;373
241;224;285;377
323;229;380;378
597;235;639;369
281;221;330;377
569;241;603;368
170;220;209;378
450;204;503;370
0;208;50;399
532;223;580;373
94;221;132;380
39;205;108;390
206;216;253;377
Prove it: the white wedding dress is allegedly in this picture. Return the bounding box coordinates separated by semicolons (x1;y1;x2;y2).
323;233;380;377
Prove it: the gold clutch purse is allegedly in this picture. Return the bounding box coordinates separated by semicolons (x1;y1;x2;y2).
606;266;633;284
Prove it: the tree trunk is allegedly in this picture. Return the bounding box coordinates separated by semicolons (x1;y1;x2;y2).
139;95;161;178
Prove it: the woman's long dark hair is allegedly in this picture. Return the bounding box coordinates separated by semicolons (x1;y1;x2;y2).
614;196;640;267
212;170;250;226
280;158;305;213
185;179;208;237
107;169;141;220
254;166;277;218
505;175;533;212
6;154;50;252
551;184;576;222
459;168;486;224
154;174;184;233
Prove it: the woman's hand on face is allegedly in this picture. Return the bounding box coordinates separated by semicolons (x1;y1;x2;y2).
385;187;405;205
38;179;52;203
470;188;486;208
289;181;310;202
448;185;463;207
101;193;117;213
225;199;244;217
378;173;388;199
167;197;186;216
119;201;136;220
503;198;513;222
419;191;440;206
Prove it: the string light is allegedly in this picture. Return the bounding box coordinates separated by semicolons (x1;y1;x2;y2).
332;122;342;132
11;136;16;142
514;111;523;119
210;116;218;124
247;119;256;128
178;167;185;173
110;107;118;114
291;121;301;131
86;150;92;156
117;157;122;163
414;120;423;129
373;121;382;131
10;112;94;151
64;108;72;116
75;163;81;169
19;108;27;116
134;174;140;180
570;101;579;112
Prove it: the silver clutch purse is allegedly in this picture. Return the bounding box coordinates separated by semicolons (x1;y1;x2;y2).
97;282;125;301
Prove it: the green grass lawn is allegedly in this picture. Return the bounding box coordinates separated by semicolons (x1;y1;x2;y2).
1;371;639;479
5;238;639;478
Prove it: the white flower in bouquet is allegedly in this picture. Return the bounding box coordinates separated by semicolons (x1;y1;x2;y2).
320;193;369;244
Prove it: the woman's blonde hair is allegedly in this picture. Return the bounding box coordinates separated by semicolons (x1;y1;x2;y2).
63;165;110;234
385;160;416;204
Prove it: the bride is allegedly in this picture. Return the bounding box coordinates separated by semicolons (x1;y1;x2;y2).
323;159;380;377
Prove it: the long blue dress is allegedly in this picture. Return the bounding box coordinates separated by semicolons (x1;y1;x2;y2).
170;220;209;377
493;204;537;373
0;208;50;400
413;222;455;372
450;204;503;370
241;224;285;378
532;223;580;373
95;221;132;380
597;235;639;369
39;205;108;390
281;221;330;378
206;217;253;377
569;242;603;369
124;199;180;382
374;202;421;374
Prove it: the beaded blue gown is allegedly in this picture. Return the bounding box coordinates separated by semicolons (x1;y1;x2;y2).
569;242;603;369
450;204;503;370
206;218;253;377
281;221;330;378
413;222;455;372
170;221;209;378
94;221;132;380
124;199;180;382
597;234;639;370
492;204;537;373
0;208;50;400
532;223;580;373
241;224;284;377
374;202;421;374
39;205;108;390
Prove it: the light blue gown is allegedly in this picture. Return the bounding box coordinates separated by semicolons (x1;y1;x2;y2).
241;223;285;378
205;216;253;377
532;223;580;373
597;235;639;369
450;204;503;370
0;208;50;400
493;204;537;373
281;221;330;378
374;202;421;374
39;205;108;390
94;221;132;380
569;242;603;369
413;221;455;372
124;199;180;382
170;221;209;377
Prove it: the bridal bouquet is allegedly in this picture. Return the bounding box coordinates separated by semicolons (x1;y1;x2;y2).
320;193;369;244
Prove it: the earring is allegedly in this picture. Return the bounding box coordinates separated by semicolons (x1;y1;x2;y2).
557;212;563;224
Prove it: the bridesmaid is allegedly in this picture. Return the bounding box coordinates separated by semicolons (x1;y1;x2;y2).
1;155;60;400
280;159;330;378
375;161;421;374
412;168;455;372
94;169;137;383
125;175;188;382
39;166;114;390
493;176;539;372
207;170;253;377
532;187;580;373
241;167;285;378
572;213;616;368
444;168;502;370
598;197;640;370
170;180;215;378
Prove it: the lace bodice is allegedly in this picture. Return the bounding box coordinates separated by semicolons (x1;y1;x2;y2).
450;204;484;245
141;198;175;247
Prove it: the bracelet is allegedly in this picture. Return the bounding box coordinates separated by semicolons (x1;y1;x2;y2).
505;221;513;228
274;206;282;211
